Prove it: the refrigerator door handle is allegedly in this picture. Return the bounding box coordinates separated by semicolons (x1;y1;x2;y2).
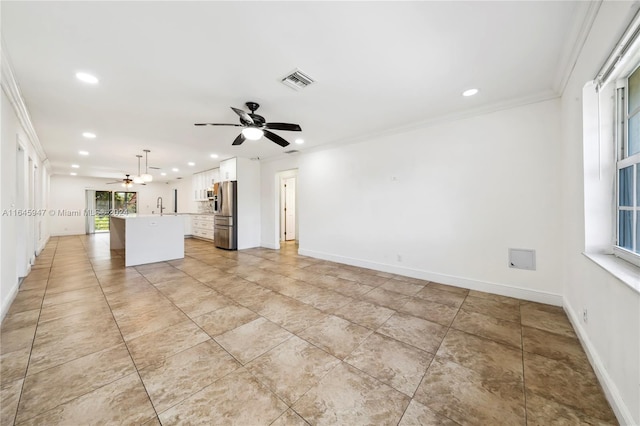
217;183;223;214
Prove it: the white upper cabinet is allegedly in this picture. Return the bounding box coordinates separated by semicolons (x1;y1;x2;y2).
220;158;237;181
210;167;220;184
192;167;219;201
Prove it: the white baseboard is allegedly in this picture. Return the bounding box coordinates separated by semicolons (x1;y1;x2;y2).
298;248;563;306
260;241;279;250
564;302;636;426
0;280;20;323
50;231;83;237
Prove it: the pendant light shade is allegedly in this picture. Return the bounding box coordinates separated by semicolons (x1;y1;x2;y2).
142;149;153;182
133;155;144;184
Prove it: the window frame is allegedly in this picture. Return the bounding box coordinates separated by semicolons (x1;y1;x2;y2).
614;72;640;267
113;191;138;214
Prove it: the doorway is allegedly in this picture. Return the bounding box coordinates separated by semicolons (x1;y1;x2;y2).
86;190;112;234
16;143;28;277
279;170;298;243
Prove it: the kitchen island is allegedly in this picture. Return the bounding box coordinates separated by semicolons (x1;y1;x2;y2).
110;214;184;267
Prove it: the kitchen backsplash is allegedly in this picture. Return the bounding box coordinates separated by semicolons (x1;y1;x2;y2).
197;201;214;214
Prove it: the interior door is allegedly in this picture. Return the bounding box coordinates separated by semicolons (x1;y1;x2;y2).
283;177;296;241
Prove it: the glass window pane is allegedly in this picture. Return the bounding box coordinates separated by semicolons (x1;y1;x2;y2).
628;67;640;113
636;212;640;254
636;165;640;207
629;113;640;156
619;210;633;250
630;114;640;156
620;166;633;206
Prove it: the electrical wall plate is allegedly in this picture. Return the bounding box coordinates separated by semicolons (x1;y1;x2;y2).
508;248;536;270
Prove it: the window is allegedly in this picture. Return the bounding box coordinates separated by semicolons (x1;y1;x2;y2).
114;191;137;214
615;66;640;266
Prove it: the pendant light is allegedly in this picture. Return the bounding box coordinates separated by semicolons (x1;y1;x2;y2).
141;149;153;182
133;155;144;184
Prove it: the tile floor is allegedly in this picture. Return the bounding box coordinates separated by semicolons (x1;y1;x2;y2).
0;235;617;425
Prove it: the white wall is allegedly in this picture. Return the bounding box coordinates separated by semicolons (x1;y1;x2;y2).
1;88;49;320
560;2;640;424
236;157;261;249
174;176;197;214
49;175;175;236
268;100;564;304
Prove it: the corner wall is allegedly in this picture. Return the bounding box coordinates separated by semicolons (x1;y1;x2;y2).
560;2;640;423
48;175;177;236
301;99;563;304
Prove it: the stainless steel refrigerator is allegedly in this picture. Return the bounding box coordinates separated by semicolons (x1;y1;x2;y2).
214;181;237;250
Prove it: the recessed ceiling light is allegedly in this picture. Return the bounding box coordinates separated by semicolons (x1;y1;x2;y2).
210;154;219;159
78;150;89;156
188;162;195;166
172;168;179;172
71;164;80;168
75;72;99;84
70;172;77;176
161;172;167;176
462;88;479;97
295;138;304;145
82;132;96;139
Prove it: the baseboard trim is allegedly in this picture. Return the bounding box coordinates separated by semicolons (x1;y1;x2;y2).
298;248;562;306
260;241;279;250
50;231;84;237
564;302;636;426
0;279;20;323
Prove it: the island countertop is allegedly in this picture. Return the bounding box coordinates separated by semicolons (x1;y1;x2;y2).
109;214;184;266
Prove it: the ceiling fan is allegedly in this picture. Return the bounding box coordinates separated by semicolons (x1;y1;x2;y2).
195;102;301;147
107;174;146;188
106;174;134;188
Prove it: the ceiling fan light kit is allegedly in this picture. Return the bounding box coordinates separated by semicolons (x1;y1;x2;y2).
121;174;133;188
195;102;302;147
241;127;264;141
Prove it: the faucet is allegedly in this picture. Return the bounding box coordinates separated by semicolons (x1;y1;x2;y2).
156;197;165;216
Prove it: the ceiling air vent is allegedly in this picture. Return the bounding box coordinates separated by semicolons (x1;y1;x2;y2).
281;69;315;91
284;150;299;154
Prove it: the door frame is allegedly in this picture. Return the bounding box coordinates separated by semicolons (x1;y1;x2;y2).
280;175;297;241
274;169;299;249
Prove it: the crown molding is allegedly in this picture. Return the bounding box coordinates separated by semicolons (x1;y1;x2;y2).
1;39;48;162
263;89;560;164
553;1;602;95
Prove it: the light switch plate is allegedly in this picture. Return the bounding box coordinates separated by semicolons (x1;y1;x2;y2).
509;248;536;270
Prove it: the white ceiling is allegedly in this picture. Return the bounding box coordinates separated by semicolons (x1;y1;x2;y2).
2;1;594;182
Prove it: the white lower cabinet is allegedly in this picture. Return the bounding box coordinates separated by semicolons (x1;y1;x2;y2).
191;215;214;241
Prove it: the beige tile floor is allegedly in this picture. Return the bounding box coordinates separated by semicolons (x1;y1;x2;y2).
0;235;617;425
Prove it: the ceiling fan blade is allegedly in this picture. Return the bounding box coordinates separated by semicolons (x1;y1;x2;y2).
263;130;290;147
265;122;302;132
232;133;246;145
231;107;254;125
194;123;243;127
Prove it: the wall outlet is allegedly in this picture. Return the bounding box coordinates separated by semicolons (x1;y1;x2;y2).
582;308;588;323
